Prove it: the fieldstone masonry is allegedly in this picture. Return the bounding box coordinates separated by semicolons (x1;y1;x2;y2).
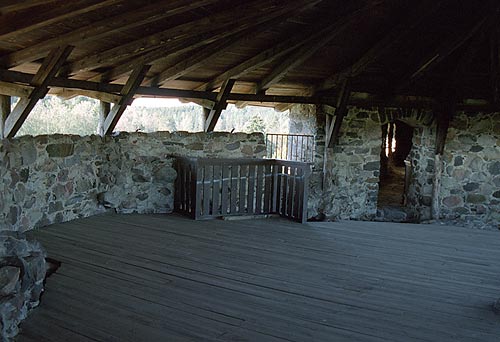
407;112;500;228
290;105;499;229
289;105;381;220
0;130;265;341
0;232;45;340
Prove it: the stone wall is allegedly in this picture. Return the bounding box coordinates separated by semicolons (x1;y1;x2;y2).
406;126;436;221
0;130;265;341
0;131;265;232
0;233;45;340
289;105;382;220
407;112;500;229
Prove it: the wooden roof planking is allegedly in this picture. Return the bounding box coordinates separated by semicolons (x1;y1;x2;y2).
0;0;498;135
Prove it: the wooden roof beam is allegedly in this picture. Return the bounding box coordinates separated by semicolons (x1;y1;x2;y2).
0;81;33;98
0;0;221;69
204;79;235;132
0;0;121;41
103;65;150;135
3;46;73;138
93;0;318;83
1;69;495;111
150;0;321;86
316;0;445;93
405;8;491;88
197;4;368;92
257;5;371;93
62;0;296;77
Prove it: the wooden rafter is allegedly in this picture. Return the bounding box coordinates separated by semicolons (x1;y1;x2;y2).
257;4;370;93
103;65;150;135
404;8;491;88
3;46;73;138
0;0;220;69
94;0;317;83
62;0;298;77
0;0;121;41
196;5;364;92
204;79;235;132
316;0;445;92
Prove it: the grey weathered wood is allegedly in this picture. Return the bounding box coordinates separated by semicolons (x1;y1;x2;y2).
0;0;220;68
97;101;110;137
0;0;121;41
247;165;256;214
174;157;309;222
18;214;500;341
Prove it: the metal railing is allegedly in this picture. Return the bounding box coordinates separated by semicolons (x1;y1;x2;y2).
266;133;315;163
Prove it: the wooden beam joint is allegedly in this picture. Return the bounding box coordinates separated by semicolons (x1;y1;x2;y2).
3;45;73;138
204;79;235;132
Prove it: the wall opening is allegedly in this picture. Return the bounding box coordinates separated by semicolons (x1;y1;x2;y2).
377;120;414;220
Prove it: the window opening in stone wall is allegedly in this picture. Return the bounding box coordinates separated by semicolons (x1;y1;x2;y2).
377;120;414;221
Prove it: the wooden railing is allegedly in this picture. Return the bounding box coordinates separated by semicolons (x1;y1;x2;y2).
266;133;315;163
174;157;310;223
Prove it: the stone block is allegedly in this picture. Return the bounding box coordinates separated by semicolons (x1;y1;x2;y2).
46;143;74;158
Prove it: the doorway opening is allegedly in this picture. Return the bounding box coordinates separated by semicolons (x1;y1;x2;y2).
377;120;414;221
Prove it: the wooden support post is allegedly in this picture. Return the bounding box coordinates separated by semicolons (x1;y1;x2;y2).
103;65;150;135
431;99;454;220
0;95;11;139
326;79;351;148
204;79;235;132
98;101;111;136
3;46;73;138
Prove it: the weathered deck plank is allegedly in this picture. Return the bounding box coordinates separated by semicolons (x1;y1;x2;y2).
18;214;500;341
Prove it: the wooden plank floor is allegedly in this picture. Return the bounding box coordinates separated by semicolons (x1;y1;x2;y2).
18;214;500;342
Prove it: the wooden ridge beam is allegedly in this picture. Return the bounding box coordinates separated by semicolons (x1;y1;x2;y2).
0;0;121;40
3;46;73;138
204;79;235;132
103;65;150;135
0;0;220;69
257;5;370;93
316;0;445;92
62;0;295;76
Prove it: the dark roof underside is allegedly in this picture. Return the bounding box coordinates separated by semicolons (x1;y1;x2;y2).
0;0;497;110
